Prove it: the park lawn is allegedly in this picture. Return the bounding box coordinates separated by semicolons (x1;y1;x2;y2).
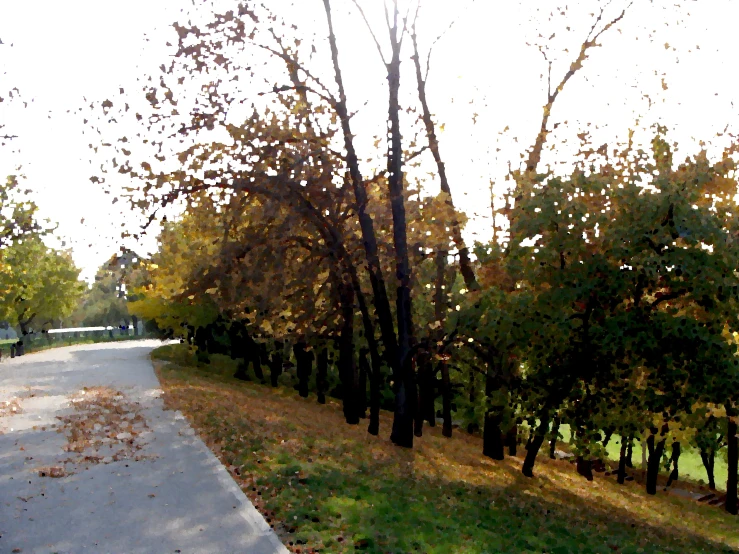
556;425;728;490
151;344;738;554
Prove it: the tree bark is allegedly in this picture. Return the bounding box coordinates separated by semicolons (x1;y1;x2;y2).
338;281;358;425
646;426;668;495
269;341;283;388
617;437;628;484
316;345;328;404
699;448;716;490
358;347;369;419
321;0;399;383
439;359;452;438
576;456;594;481
625;435;634;468
293;341;313;399
666;441;680;487
506;424;518;457
522;411;551;478
385;10;416;448
549;416;561;459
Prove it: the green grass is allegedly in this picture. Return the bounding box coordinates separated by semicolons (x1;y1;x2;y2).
152;343;739;554
0;333;150;358
557;425;728;490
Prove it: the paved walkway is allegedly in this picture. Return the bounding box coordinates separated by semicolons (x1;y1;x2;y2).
0;340;288;554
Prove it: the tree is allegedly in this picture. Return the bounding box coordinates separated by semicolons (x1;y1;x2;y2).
0;236;84;335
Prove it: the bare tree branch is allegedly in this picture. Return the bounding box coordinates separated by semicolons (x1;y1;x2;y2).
350;0;387;64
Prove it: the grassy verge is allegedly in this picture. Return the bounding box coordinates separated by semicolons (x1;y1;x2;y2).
0;333;149;359
152;344;738;554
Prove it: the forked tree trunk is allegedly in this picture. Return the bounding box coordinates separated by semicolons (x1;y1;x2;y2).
522;411;551;478
646;425;668;495
700;447;716;490
666;442;680;487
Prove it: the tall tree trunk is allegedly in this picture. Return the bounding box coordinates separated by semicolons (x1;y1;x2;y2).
358;348;369;419
549;415;561;459
666;441;680;487
346;262;382;435
132;314;139;336
617;437;628;484
293;342;313;399
483;411;505;461
625;435;634;468
410;27;478;291
482;352;504;460
646;425;668;495
385;11;416;449
321;0;399;383
316;345;328;404
506;424;518;457
247;334;264;382
269;341;283;388
338;281;358;425
577;456;594;481
522;409;551;478
699;448;716;490
439;359;452;438
726;405;738;515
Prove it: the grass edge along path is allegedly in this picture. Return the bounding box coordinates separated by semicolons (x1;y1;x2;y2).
151;344;738;554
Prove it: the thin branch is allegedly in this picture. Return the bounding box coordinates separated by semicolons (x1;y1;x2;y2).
350;0;387;64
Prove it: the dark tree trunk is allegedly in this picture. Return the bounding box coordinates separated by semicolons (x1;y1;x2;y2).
506;425;518;457
549;416;561;459
602;428;614;448
726;406;738;515
382;4;416;450
439;359;452;438
700;448;716;490
269;341;283;388
483;412;505;461
482;352;504;460
132;314;139;336
666;441;681;487
338;282;359;425
625;435;634;468
358;348;369;419
321;0;399;385
316;346;328;404
293;342;313;399
646;426;668;495
247;335;264;383
522;412;551;477
414;347;434;437
617;437;628;484
576;456;594;481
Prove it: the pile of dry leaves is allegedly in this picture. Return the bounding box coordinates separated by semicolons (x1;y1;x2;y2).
55;386;153;466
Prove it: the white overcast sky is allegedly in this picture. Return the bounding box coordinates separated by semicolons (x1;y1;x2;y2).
1;0;737;282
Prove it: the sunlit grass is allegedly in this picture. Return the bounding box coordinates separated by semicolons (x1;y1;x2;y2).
152;344;739;554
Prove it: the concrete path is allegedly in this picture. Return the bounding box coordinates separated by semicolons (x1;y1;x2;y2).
0;340;288;554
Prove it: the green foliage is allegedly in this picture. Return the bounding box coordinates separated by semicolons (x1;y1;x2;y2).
0;236;84;333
